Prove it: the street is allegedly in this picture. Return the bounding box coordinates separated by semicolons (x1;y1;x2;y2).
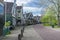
2;24;60;40
34;24;60;40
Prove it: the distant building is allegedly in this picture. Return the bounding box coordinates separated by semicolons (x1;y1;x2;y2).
24;12;34;25
23;12;41;25
33;16;41;23
23;13;26;19
26;12;33;19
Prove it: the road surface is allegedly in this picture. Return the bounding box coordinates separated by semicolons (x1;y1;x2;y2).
33;24;60;40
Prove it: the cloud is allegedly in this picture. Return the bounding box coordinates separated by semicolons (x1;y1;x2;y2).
16;0;32;6
4;0;14;2
4;0;32;6
4;0;41;7
23;7;42;13
4;0;47;16
4;0;50;7
23;7;43;16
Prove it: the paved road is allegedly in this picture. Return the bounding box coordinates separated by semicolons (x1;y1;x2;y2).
33;24;60;40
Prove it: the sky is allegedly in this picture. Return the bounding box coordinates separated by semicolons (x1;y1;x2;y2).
4;0;49;16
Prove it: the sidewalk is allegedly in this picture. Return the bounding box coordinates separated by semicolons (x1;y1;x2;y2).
22;26;43;40
2;26;21;40
2;26;43;40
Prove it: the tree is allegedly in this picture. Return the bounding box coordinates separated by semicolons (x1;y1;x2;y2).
38;0;60;26
47;0;60;26
41;5;58;26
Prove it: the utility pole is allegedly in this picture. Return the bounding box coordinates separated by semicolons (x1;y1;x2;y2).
5;0;7;27
12;0;16;28
12;0;16;17
21;4;24;25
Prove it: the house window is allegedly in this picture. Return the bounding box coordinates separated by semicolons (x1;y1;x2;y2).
18;10;21;13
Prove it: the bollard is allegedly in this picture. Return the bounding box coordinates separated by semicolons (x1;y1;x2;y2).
21;29;23;37
18;29;24;40
18;34;22;40
23;26;25;33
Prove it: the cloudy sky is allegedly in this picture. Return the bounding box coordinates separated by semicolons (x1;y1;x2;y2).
4;0;49;16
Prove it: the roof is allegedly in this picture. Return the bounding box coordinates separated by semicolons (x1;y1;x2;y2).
26;12;33;17
16;6;22;10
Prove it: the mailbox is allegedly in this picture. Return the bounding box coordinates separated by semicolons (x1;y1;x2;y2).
0;3;4;36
